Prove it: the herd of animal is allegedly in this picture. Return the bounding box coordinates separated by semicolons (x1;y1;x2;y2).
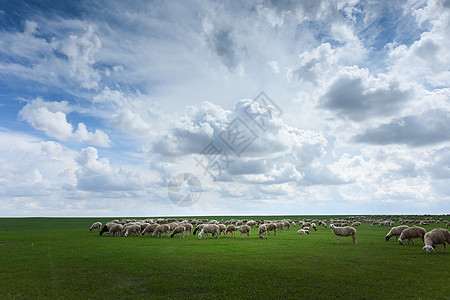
89;215;450;254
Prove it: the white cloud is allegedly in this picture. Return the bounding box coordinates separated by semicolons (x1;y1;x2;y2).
19;98;111;147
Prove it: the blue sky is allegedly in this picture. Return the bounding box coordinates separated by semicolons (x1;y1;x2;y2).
0;0;449;216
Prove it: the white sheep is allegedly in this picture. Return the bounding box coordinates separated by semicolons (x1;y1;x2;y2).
123;224;141;237
297;229;309;235
226;224;237;237
141;223;159;237
398;226;426;245
198;224;220;239
265;223;277;236
237;225;251;238
218;224;227;236
351;222;361;227
152;224;170;237
89;222;102;232
181;223;193;236
330;224;357;244
108;224;123;236
258;224;268;239
170;226;186;238
422;228;450;254
385;225;409;241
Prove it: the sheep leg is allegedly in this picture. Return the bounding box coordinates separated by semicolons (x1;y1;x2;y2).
443;243;446;253
411;238;415;245
337;236;340;244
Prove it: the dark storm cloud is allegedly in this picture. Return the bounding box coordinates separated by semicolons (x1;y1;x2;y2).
210;28;238;71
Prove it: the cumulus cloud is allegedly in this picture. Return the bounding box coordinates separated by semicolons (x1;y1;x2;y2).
19;98;111;147
320;66;413;121
354;110;450;146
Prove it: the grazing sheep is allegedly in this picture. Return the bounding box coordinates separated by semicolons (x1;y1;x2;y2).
123;224;141;237
218;224;227;236
152;224;170;238
181;223;193;236
423;229;450;254
141;223;159;237
99;222;115;236
171;226;186;238
108;224;124;236
259;224;268;239
297;229;309;235
351;222;361;227
385;225;409;241
237;225;251;238
89;222;102;232
226;225;237;237
311;223;317;231
193;224;205;236
198;224;220;239
398;226;426;245
330;224;357;244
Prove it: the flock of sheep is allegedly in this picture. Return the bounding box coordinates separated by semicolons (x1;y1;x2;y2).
89;215;450;254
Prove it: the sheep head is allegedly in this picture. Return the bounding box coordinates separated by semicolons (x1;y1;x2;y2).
398;238;403;245
422;245;435;254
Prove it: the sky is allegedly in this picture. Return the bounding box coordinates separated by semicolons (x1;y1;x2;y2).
0;0;449;217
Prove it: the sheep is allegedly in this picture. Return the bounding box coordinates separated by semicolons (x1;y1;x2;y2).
385;225;409;241
89;222;102;232
311;223;317;231
193;224;205;236
108;224;123;236
259;224;268;239
264;223;277;236
246;220;257;227
226;224;237;237
398;226;426;245
351;222;361;227
181;223;193;236
422;229;450;254
237;225;251;238
123;224;141;237
99;222;116;236
171;226;186;238
141;223;159;237
152;224;170;238
198;224;220;239
218;224;227;236
297;229;309;235
330;224;357;244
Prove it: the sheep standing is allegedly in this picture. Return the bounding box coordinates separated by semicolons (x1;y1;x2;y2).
152;224;170;238
398;226;426;245
198;224;220;239
265;223;277;236
237;225;251;238
422;228;450;254
226;225;237;237
181;223;193;236
218;224;227;236
89;222;102;232
330;224;357;244
171;226;186;238
385;225;409;241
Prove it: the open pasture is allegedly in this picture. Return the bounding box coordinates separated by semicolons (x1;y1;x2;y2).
1;216;449;299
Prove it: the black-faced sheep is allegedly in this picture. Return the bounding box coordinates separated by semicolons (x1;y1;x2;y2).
198;224;220;239
422;228;450;254
398;226;426;245
237;225;251;238
330;224;357;244
89;222;102;232
193;224;205;236
385;225;409;241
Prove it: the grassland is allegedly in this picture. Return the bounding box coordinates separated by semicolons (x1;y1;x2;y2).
1;216;449;299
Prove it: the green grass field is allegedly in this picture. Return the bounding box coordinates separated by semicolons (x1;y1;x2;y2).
1;216;449;299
